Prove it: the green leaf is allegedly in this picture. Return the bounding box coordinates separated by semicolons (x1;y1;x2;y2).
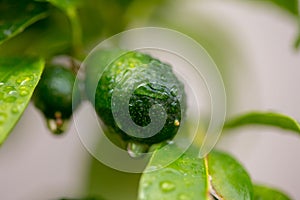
0;9;72;58
253;185;291;200
0;57;45;145
224;112;300;135
42;0;80;11
207;151;253;200
138;144;208;200
295;34;300;49
0;0;49;45
256;0;299;15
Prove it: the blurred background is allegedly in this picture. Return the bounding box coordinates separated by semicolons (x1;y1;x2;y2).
0;0;299;199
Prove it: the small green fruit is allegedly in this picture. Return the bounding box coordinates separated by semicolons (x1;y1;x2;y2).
86;50;185;147
33;65;81;134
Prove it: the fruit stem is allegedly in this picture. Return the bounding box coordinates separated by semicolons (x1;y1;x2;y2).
66;7;83;59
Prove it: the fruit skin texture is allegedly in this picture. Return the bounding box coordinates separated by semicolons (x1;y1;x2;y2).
33;65;81;120
93;50;185;145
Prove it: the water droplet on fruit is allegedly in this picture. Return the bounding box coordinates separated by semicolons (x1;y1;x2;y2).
174;119;180;126
0;112;7;124
127;142;149;158
170;86;178;97
46;118;68;135
160;181;176;192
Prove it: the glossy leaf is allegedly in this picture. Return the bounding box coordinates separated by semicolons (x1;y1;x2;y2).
207;151;253;200
0;0;49;45
0;57;45;145
224;112;300;135
253;185;291;200
0;9;72;58
138;144;208;200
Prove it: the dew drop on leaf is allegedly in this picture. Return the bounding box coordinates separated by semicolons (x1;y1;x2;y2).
17;75;35;86
4;95;17;103
11;106;20;114
3;29;12;36
19;89;29;96
160;180;176;192
3;85;15;93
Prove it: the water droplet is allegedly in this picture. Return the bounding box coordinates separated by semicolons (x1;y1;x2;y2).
3;29;12;36
170;87;178;97
177;193;190;200
46;118;68;135
160;181;176;192
127;142;149;158
19;89;29;96
171;101;177;107
18;86;30;96
3;89;18;102
108;89;114;94
0;112;7;124
174;119;180;126
16;75;33;85
4;95;17;103
166;140;174;145
11;106;20;114
8;90;18;95
3;85;15;92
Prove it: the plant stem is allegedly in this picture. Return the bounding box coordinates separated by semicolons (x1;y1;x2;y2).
66;7;83;59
